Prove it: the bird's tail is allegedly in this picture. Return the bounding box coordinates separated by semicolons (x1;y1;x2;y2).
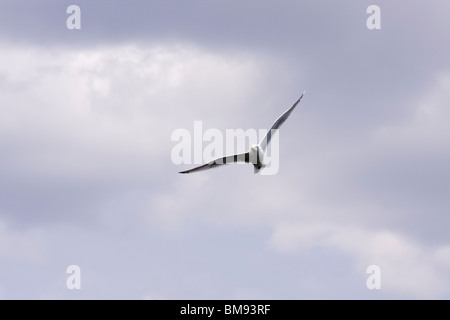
253;164;265;174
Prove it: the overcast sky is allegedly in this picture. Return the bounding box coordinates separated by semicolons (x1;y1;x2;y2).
0;0;449;299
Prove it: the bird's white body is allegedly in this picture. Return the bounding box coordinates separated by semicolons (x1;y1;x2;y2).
249;145;265;173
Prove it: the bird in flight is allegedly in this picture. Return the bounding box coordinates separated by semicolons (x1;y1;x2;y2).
179;91;305;174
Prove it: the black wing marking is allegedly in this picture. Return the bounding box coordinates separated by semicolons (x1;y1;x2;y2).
179;152;250;174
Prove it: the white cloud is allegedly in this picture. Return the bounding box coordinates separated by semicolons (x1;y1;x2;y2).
0;41;283;182
0;42;282;225
269;221;450;298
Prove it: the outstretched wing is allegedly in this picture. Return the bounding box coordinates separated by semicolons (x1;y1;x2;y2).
259;91;305;151
179;152;250;174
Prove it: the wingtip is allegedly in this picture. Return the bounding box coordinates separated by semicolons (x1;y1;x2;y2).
295;90;305;103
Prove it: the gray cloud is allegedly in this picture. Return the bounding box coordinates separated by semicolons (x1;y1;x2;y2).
0;1;449;299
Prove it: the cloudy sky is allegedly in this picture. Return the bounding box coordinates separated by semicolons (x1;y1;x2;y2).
0;0;449;299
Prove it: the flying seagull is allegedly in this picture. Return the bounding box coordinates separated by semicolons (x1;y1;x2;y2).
179;91;305;174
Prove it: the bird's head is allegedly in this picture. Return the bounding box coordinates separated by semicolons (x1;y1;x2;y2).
250;145;258;151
